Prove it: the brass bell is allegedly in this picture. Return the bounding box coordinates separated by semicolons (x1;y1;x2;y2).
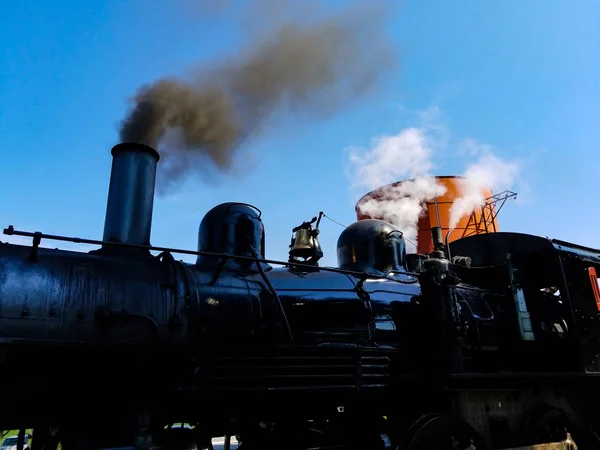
288;213;324;265
290;228;317;258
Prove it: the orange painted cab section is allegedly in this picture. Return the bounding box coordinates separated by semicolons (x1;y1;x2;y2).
588;267;600;311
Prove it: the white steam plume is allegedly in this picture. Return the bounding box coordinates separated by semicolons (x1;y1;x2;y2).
355;178;446;251
347;124;446;250
449;140;521;229
347;108;522;253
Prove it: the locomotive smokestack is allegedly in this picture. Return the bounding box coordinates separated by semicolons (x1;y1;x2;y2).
102;143;160;251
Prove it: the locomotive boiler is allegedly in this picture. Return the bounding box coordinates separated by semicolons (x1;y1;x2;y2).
2;142;600;450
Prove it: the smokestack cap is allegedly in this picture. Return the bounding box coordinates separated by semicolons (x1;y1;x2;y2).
111;142;160;161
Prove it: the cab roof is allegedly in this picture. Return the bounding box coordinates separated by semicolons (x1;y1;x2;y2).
448;232;600;267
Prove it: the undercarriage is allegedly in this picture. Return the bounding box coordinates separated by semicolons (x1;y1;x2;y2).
0;343;598;449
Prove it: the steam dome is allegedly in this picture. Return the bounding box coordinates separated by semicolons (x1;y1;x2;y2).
337;219;406;275
196;202;269;271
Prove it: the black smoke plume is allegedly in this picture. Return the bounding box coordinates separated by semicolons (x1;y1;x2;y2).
119;0;397;189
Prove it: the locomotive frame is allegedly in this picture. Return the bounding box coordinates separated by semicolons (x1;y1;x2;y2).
1;142;599;450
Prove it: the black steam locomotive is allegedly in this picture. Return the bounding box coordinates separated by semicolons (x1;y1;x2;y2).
1;143;600;450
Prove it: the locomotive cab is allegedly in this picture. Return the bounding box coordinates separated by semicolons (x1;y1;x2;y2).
449;232;600;374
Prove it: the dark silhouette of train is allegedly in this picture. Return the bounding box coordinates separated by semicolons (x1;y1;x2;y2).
1;142;599;450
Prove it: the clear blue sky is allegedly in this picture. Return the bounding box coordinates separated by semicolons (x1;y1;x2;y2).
1;0;598;266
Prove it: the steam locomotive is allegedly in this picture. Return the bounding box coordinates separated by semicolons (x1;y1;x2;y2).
1;142;600;450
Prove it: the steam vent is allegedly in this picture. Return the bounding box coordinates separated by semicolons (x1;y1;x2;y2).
355;176;498;255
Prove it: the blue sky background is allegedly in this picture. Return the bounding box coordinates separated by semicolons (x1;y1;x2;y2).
1;0;598;266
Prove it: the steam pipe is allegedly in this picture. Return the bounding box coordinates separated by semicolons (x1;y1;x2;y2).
433;196;441;228
445;229;455;261
430;226;446;259
4;226;419;282
102;142;160;251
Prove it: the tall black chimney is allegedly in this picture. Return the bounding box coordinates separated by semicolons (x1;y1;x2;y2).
102;142;160;251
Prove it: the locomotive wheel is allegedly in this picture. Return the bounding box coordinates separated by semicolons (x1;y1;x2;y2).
399;414;487;450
